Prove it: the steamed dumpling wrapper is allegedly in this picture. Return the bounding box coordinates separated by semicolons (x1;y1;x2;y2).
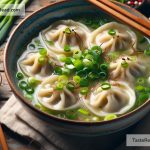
88;22;137;53
36;75;80;111
40;20;91;55
109;55;149;84
81;81;136;116
18;51;60;80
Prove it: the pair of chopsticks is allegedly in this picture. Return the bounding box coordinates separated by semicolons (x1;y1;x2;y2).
88;0;150;38
0;125;8;150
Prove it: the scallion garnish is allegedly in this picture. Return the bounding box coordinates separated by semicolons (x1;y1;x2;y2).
121;61;128;68
104;114;117;121
64;27;71;34
25;87;34;95
78;108;89;115
38;56;47;65
101;82;111;90
66;82;75;91
73;49;82;59
18;81;28;90
108;29;116;36
136;77;145;85
56;82;64;91
80;87;89;95
80;78;89;87
39;48;47;56
16;72;24;80
64;45;71;52
73;75;81;84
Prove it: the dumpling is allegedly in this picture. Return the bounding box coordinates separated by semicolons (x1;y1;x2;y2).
36;75;80;111
81;81;136;116
88;22;137;53
109;55;147;83
40;20;91;55
18;51;57;80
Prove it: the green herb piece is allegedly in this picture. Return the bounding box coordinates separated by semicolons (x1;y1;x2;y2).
121;61;128;68
73;49;82;59
100;63;108;71
46;40;54;45
28;77;40;87
62;68;71;75
91;46;102;54
73;59;84;70
92;116;100;121
16;72;24;80
65;111;78;120
144;49;150;56
78;108;89;115
83;59;93;69
99;72;107;80
25;87;34;95
24;93;33;100
66;82;75;91
39;48;47;56
101;82;111;90
104;114;117;121
80;87;89;95
64;45;71;52
38;56;47;65
136;77;145;85
73;75;81;84
54;67;62;75
59;54;66;62
58;75;68;84
80;78;89;87
56;82;64;91
64;57;72;64
135;85;145;92
108;29;116;36
18;81;28;90
138;92;149;104
64;27;71;34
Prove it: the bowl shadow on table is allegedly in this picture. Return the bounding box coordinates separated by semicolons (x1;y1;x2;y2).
3;120;147;150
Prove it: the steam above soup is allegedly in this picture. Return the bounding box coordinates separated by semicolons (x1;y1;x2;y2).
16;19;150;122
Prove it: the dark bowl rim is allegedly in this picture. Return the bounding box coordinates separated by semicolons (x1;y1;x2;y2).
4;0;150;126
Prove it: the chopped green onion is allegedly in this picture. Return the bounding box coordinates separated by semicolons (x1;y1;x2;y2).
54;67;62;75
66;82;75;91
99;72;107;80
121;61;128;68
100;63;108;71
18;81;28;90
64;45;71;52
64;57;72;64
73;75;81;84
83;59;93;69
65;111;78;120
108;29;116;36
88;72;99;80
80;87;89;95
24;93;33;100
78;108;89;115
138;92;149;104
145;87;150;93
59;54;66;62
104;114;117;121
46;40;54;45
144;49;150;56
101;82;111;90
64;27;71;34
73;49;82;59
29;44;35;50
38;56;47;65
16;72;24;80
73;59;84;70
28;77;40;87
58;75;68;84
80;78;89;87
135;85;145;92
136;77;145;85
62;68;71;75
56;82;64;91
25;87;34;95
39;48;47;56
91;46;102;54
65;64;75;69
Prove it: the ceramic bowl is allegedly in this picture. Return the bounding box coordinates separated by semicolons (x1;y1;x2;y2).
4;0;150;136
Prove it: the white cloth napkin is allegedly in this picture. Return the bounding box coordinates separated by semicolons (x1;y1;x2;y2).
0;95;150;150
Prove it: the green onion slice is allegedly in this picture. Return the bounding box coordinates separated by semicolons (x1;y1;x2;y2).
108;29;116;36
104;114;117;121
101;82;111;90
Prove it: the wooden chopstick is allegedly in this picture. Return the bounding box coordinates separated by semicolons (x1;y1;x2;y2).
88;0;150;37
0;125;8;150
101;0;150;30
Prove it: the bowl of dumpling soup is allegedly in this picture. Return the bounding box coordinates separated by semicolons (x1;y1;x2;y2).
4;0;150;135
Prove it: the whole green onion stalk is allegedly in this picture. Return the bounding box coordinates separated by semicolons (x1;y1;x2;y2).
0;0;29;44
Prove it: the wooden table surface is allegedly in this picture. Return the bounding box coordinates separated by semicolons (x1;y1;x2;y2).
0;0;149;150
